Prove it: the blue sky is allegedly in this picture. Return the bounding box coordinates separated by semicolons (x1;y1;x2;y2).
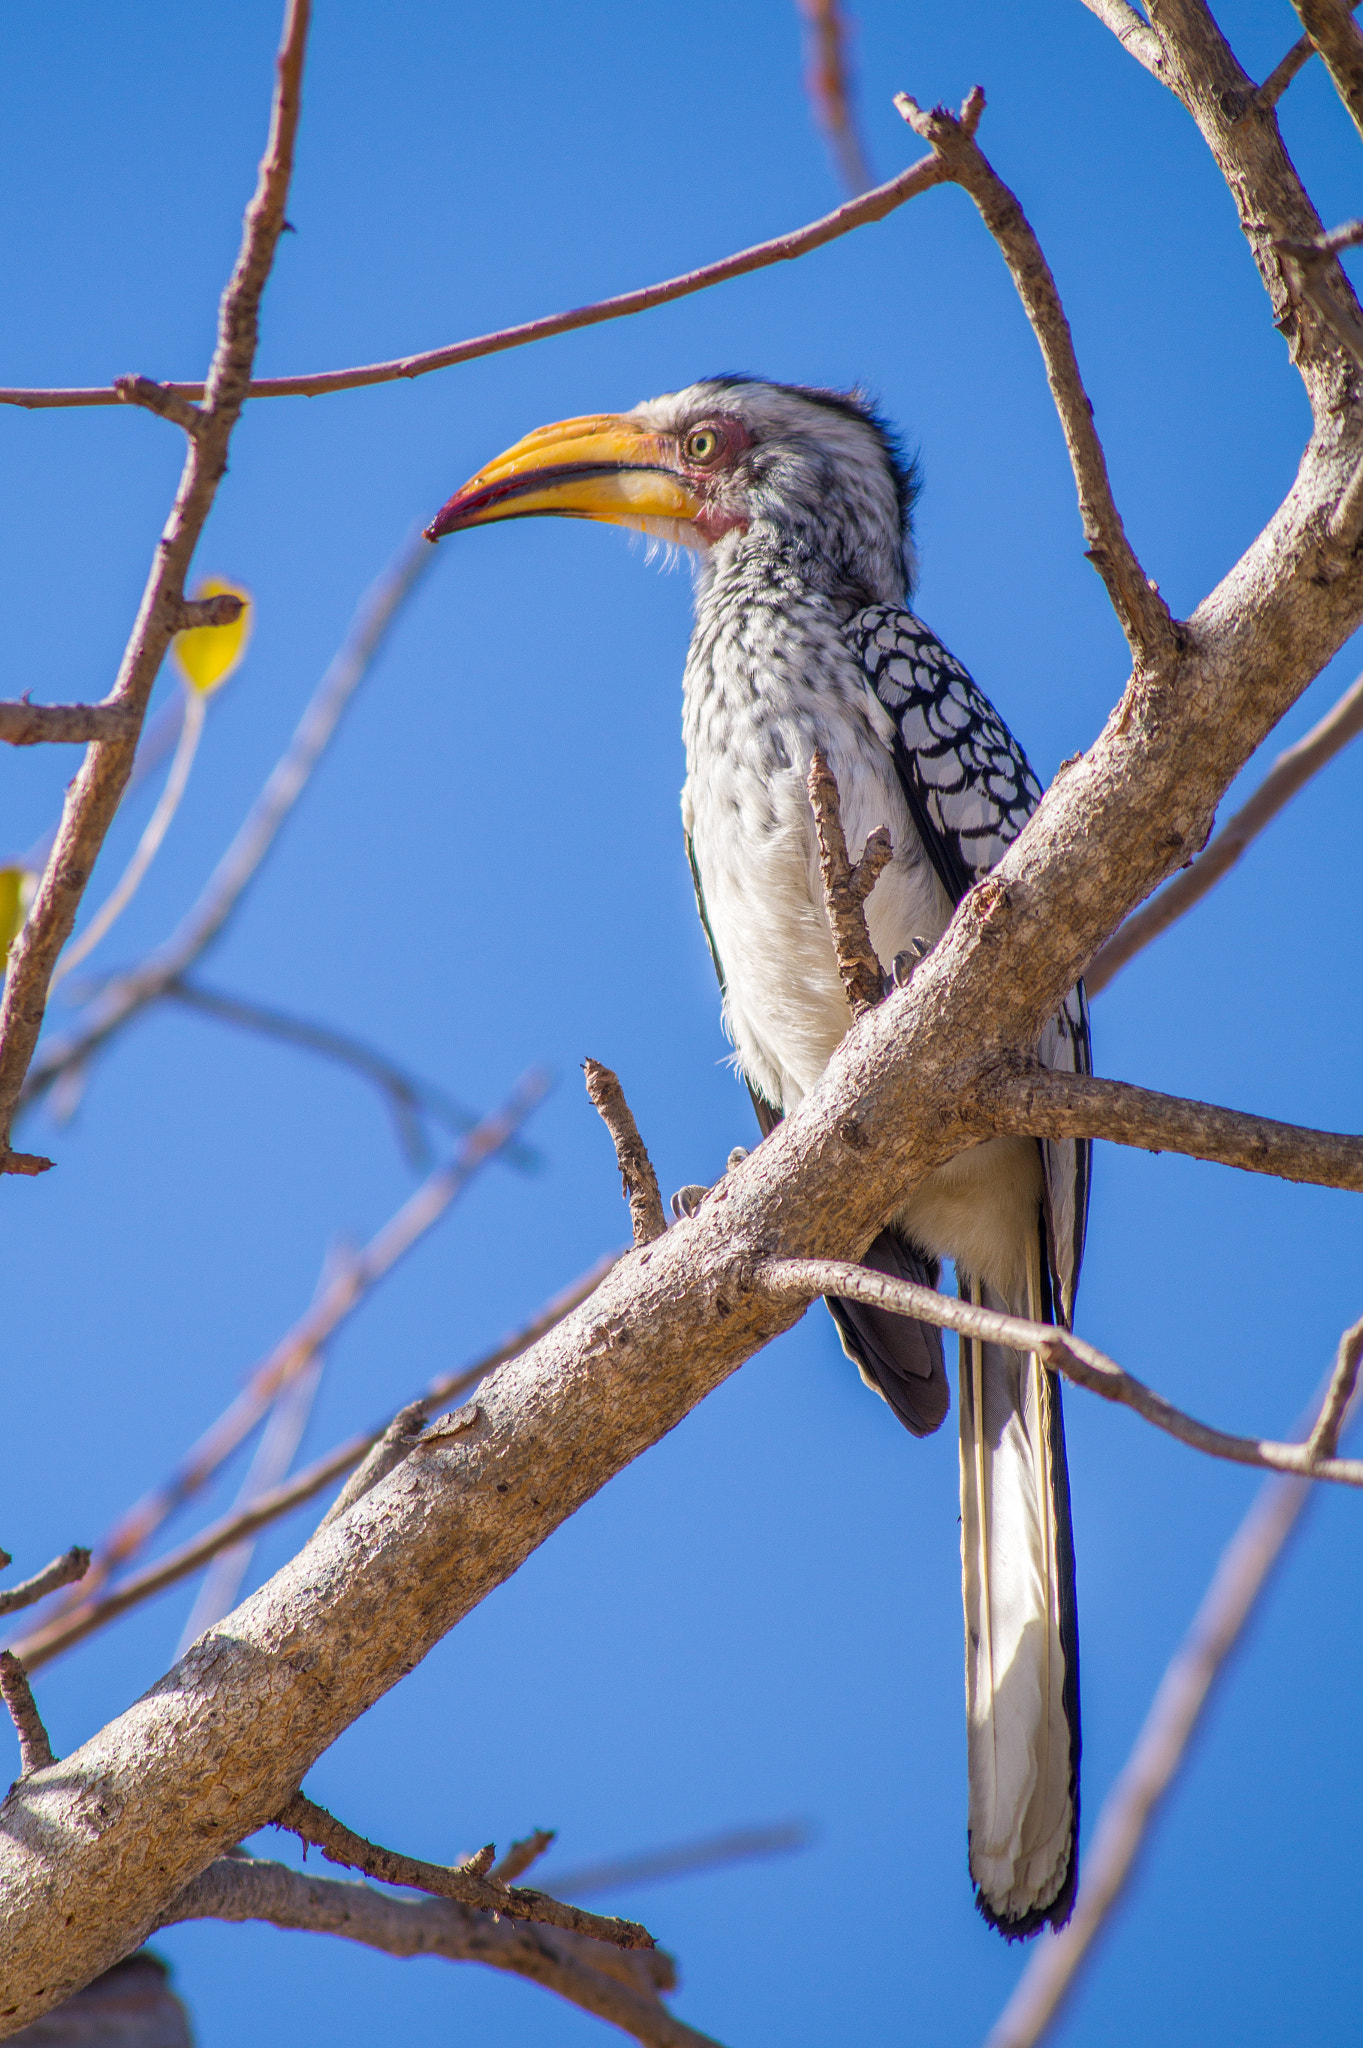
3;4;1361;2044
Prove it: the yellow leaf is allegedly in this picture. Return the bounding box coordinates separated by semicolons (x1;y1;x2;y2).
0;867;33;959
172;578;253;695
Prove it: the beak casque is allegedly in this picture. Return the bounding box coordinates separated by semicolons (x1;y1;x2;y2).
425;414;703;542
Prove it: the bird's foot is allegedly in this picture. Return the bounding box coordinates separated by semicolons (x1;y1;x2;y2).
670;1145;752;1221
889;935;934;992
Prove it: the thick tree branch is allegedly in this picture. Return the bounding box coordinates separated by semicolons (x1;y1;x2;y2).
1088;665;1363;992
164;1857;725;2048
895;89;1178;671
0;703;133;747
583;1061;667;1246
806;749;893;1015
276;1794;655;1951
12;1255;617;1672
755;1260;1363;1489
0;0;311;1158
0;1548;90;1619
0;154;952;413
1291;0;1363;138
971;1060;1363;1192
0;1656;54;1776
19;532;435;1125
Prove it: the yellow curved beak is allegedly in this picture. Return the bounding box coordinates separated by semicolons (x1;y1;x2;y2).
425;414;702;541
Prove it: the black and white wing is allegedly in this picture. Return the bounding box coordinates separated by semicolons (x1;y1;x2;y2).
846;603;1091;1323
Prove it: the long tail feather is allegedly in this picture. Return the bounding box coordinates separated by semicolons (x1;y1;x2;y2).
959;1234;1080;1936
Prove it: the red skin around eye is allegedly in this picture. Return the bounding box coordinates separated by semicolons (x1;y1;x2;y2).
681;416;752;542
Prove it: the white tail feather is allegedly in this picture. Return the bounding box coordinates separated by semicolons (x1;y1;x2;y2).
959;1244;1077;1931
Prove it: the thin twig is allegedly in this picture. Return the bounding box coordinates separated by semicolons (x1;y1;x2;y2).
894;88;1177;672
162;976;538;1173
0;1150;53;1177
0;703;133;747
20;1070;548;1628
0;0;311;1157
0;1547;90;1618
806;749;892;1016
1305;1318;1363;1463
1258;31;1319;108
797;0;874;195
164;1857;726;2048
276;1794;656;1952
1088;667;1363;993
1290;0;1363;140
542;1821;811;1899
0;152;950;413
0;1652;55;1774
172;593;246;631
19;531;435;1122
972;1058;1363;1192
11;1253;618;1671
753;1260;1363;1488
491;1830;557;1885
583;1061;666;1246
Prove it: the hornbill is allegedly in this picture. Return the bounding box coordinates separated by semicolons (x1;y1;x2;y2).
427;379;1090;1936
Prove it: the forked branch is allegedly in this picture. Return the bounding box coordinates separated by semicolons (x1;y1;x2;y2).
806;749;893;1015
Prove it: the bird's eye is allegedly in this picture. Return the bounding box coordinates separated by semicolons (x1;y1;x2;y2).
683;426;721;465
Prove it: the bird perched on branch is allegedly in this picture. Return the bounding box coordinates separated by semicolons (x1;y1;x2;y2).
427;378;1090;1937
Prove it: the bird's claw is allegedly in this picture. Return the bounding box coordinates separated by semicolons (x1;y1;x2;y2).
671;1183;709;1220
890;935;934;990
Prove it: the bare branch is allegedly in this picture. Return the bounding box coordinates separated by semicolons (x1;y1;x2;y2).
18;1070;547;1634
0;0;311;1160
583;1061;667;1246
276;1793;656;1951
1306;1318;1363;1463
1291;0;1363;137
1257;32;1319;109
543;1821;811;1899
806;749;892;1016
1088;666;1363;992
972;1059;1363;1192
19;532;435;1123
797;0;874;195
0;153;951;413
162;977;539;1173
315;1403;427;1533
0;1150;53;1178
164;1857;725;2048
491;1830;557;1885
170;592;246;631
754;1260;1363;1489
0;1548;90;1619
1076;0;1167;75
0;1654;54;1775
894;91;1178;672
113;375;204;434
0;703;133;747
12;1255;617;1672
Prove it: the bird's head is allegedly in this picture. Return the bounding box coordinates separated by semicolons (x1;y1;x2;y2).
426;378;917;606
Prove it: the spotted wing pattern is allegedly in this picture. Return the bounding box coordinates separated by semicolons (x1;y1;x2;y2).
847;604;1044;905
846;603;1090;1321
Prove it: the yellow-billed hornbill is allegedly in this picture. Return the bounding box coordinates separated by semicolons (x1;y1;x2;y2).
427;379;1090;1937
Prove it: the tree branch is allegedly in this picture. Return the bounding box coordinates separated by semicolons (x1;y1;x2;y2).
491;1829;557;1885
894;89;1178;672
0;0;311;1159
11;1254;617;1672
0;1655;54;1776
0;1548;90;1619
1087;665;1363;993
0;154;952;414
1252;6;1363;112
19;531;435;1125
162;976;540;1173
1076;0;1168;76
164;1856;725;2048
276;1793;655;1951
798;0;874;196
0;703;133;747
806;749;893;1015
971;1059;1363;1192
542;1821;810;1899
754;1260;1363;1489
583;1061;667;1246
1291;0;1363;138
1305;1318;1363;1463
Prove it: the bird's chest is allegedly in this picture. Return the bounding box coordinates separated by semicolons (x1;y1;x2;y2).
680;590;945;1108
